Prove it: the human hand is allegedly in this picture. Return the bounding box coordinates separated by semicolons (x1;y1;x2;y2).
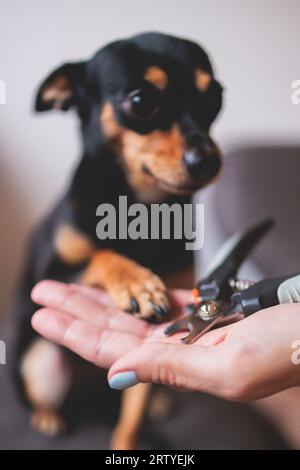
31;280;300;400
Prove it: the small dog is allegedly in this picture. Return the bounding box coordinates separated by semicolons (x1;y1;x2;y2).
13;32;223;449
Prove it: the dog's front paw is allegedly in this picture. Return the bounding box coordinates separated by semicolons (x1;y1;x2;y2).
82;250;170;321
109;264;170;321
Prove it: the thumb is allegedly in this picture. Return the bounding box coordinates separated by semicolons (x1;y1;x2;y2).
108;341;222;392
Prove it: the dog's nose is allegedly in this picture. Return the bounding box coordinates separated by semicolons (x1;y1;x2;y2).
183;149;206;175
183;148;221;180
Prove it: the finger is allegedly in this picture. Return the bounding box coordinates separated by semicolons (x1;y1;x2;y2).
31;280;149;337
69;283;114;307
31;308;143;368
108;341;223;392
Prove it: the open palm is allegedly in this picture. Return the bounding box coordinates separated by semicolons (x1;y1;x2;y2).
31;280;300;400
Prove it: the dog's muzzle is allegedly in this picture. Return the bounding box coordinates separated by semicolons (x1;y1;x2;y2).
183;134;221;181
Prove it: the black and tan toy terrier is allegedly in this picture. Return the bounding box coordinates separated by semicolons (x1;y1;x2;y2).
14;32;223;449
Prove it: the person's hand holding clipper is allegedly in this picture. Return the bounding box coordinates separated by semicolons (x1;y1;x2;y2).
31;219;300;401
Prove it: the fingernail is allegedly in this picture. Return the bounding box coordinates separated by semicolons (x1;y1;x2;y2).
109;371;139;390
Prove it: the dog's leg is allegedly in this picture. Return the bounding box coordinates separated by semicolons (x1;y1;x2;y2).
111;383;151;450
21;338;72;436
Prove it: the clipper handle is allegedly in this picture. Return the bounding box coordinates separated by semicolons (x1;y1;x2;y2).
198;218;274;302
231;273;300;317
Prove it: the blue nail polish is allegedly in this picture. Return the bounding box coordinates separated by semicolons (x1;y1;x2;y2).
109;371;139;390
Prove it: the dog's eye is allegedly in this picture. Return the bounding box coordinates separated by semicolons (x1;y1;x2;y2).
123;88;160;119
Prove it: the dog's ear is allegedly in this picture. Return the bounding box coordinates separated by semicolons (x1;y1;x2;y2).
35;62;87;112
204;79;223;126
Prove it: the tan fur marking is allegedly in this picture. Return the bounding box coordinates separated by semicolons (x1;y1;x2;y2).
100;102;122;139
100;103;187;198
31;410;66;436
21;338;72;409
112;384;152;449
81;249;169;319
120;126;186;192
195;69;212;92
54;225;95;265
42;76;72;109
144;66;168;90
21;338;70;436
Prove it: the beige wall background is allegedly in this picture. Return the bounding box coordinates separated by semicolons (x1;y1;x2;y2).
0;0;300;317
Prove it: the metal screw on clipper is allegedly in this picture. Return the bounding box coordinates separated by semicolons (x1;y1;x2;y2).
198;301;220;320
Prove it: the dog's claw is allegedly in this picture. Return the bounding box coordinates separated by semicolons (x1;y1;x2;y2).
130;297;140;313
153;304;169;318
